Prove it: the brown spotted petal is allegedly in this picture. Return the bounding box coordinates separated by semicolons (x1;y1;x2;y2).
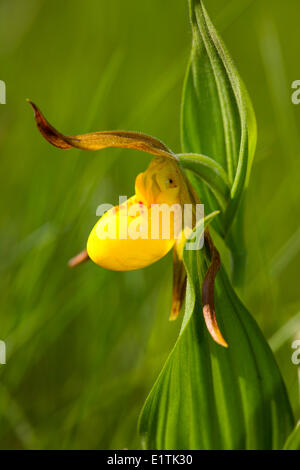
27;100;176;159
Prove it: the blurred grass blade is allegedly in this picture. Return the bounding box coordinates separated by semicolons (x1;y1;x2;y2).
181;0;257;280
139;222;294;449
269;311;300;352
283;422;300;450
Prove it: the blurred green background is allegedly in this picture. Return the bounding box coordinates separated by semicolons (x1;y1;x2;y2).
0;0;299;449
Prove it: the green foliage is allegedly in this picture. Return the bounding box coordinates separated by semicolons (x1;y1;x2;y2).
181;0;257;282
139;219;294;449
139;0;294;450
0;0;299;450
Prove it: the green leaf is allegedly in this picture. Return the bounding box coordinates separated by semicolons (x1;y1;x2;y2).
283;422;300;450
139;0;293;451
178;153;230;210
181;0;257;279
139;226;294;450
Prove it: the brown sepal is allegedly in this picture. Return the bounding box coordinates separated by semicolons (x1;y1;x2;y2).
27;100;176;159
68;249;90;268
170;240;187;321
202;231;228;348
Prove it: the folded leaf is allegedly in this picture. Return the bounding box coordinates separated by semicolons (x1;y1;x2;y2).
181;0;257;279
179;153;230;210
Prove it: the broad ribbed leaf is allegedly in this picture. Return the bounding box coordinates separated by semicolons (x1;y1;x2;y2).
283;422;300;450
139;226;294;449
181;0;257;279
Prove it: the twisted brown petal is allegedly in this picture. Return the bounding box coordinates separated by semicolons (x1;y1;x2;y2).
27;100;176;159
202;231;228;348
170;241;187;321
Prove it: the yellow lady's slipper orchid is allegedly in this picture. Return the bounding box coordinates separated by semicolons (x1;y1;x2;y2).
28;100;228;348
88;195;176;271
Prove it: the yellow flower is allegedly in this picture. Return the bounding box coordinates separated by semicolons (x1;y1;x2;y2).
28;100;228;347
87;157;184;271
